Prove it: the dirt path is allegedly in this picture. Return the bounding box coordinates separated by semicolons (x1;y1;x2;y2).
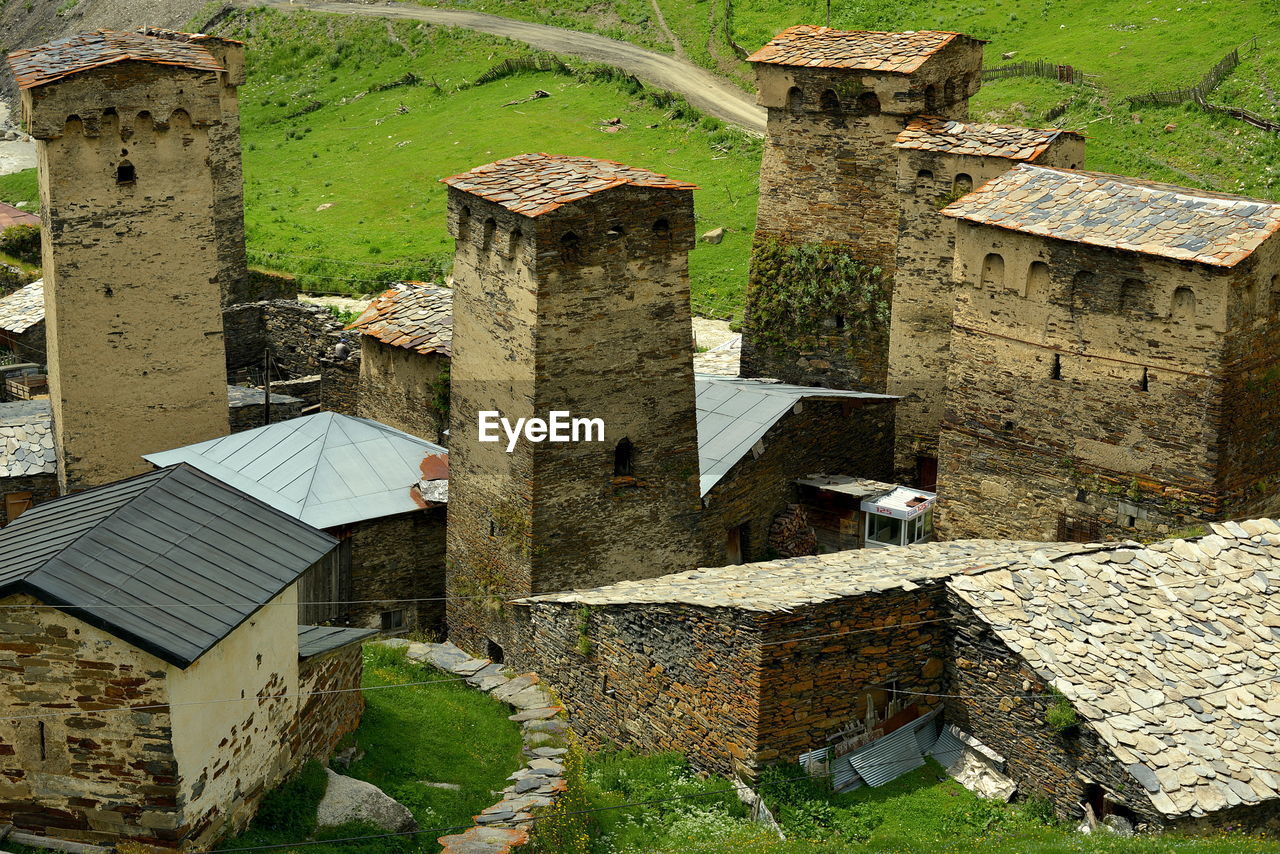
647;0;685;60
248;0;766;134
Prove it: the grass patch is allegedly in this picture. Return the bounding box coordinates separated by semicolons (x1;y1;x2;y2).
218;643;524;854
0;169;38;209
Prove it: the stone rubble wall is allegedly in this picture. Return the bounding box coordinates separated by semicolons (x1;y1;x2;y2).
297;641;366;766
0;471;57;523
347;509;447;636
357;339;448;444
375;639;570;854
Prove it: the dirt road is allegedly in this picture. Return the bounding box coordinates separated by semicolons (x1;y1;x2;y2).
251;0;767;134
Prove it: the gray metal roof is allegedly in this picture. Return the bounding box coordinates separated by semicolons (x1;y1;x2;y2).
695;375;894;496
298;624;378;659
0;464;337;668
143;412;448;529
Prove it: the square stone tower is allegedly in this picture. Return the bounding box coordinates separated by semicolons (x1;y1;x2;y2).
442;154;708;657
889;119;1085;486
9;31;243;492
741;26;984;390
937;165;1280;541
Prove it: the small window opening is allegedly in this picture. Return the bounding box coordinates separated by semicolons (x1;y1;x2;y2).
1051;353;1062;380
652;217;670;233
458;205;471;238
1242;281;1256;315
1172;286;1196;320
855;90;880;116
1119;277;1142;312
482;217;496;250
380;609;405;632
834;314;845;330
819;89;841;113
923;84;938;110
38;721;46;761
606;224;625;239
1140;367;1149;392
487;638;505;664
116;160;136;185
953;173;973;194
489;519;497;537
1026;261;1050;300
613;438;634;476
981;252;1005;290
786;86;804;111
560;231;581;262
1124;514;1137;528
916;168;934;183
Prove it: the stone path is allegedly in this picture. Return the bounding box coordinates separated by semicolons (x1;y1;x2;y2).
376;639;568;854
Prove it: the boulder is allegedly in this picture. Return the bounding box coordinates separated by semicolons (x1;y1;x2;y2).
316;768;419;833
701;227;725;244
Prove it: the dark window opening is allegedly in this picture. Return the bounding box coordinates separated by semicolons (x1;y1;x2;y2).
819;89;841;113
953;173;973;194
726;523;749;565
1140;367;1149;392
923;84;938;111
916;455;938;492
458;205;471;238
786;86;805;111
116;160;136;185
652;217;670;233
1124;514;1137;528
482;217;497;250
834;314;845;330
916;168;934;183
381;609;405;632
613;437;634;476
560;231;581;262
855;90;880;116
1075;488;1088;503
606;224;625;239
38;721;46;761
1051;353;1062;380
510;227;523;249
489;519;497;537
487;638;505;664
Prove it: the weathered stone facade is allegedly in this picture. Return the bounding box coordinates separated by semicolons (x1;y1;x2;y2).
444;156;708;658
937;193;1280;541
888;129;1084;483
0;471;58;523
702;397;894;563
345;508;447;636
20;45;240;491
226;385;305;432
741;29;984;389
358;339;448;442
296;640;366;766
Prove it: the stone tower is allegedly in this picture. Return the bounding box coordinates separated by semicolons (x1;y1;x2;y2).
9;31;242;491
442;154;708;658
740;26;984;390
937;165;1280;541
889;119;1084;487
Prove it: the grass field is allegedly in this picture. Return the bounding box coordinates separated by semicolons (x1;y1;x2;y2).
219;643;524;854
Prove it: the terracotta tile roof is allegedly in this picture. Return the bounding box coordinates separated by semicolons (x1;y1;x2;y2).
8;30;225;90
0;280;44;334
440;153;696;217
746;26;964;73
0;202;39;230
941;164;1280;267
951;520;1280;820
895;117;1078;161
346;283;453;357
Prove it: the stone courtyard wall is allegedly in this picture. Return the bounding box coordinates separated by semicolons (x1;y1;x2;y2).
296;641;366;766
348;508;447;635
358;338;448;443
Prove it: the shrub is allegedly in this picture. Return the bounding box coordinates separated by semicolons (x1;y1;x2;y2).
1045;687;1080;733
0;224;40;264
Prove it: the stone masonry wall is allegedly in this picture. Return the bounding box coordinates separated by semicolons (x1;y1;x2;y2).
348;508;447;635
446;182;708;658
938;224;1249;541
512;601;763;779
947;590;1166;825
296;641;366;766
756;585;949;768
887;139;1084;482
741;38;983;389
702;398;893;564
1;471;58;523
30;64;231;491
0;594;181;847
358;339;447;443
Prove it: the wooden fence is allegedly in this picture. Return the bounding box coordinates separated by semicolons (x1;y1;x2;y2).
1199;94;1280;134
1127;37;1258;106
982;59;1099;87
474;55;569;86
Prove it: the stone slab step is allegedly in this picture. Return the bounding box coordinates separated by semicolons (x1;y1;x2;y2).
437;825;528;854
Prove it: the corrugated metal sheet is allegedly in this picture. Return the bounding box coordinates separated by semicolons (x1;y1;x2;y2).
833;757;863;792
297;624;377;659
0;464;336;668
929;726;967;770
848;724;926;787
696;375;894;496
144;412;447;529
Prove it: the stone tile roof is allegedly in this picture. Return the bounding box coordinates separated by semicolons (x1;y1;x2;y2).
9;30;226;90
941;164;1280;267
950;520;1280;820
746;26;964;73
0;403;54;478
0;280;44;334
0;202;39;230
346;283;453;357
520;539;1078;612
440;153;696;218
894;117;1078;161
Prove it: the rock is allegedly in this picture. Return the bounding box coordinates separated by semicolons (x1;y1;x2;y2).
317;768;419;833
1001;50;1017;60
509;707;560;722
701;227;725;244
421;781;462;790
316;202;335;211
1102;814;1135;837
378;638;411;649
1163;123;1177;133
437;826;528;854
527;758;564;776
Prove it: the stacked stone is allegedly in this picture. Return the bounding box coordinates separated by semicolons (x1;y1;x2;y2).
766;503;818;557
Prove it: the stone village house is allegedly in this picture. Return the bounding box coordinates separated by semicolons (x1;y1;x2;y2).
0;464;372;850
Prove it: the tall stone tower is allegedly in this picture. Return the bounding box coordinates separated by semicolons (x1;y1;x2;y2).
889;119;1084;487
9;30;242;492
442;154;707;658
937;165;1280;541
740;26;984;390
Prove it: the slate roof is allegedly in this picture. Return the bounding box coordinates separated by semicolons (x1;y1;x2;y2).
0;203;39;230
941;164;1280;267
144;412;448;529
523;539;1062;611
298;624;377;659
0;280;45;335
0;464;336;668
226;384;306;410
347;283;453;357
696;374;893;496
441;153;696;218
746;26;965;73
0;400;54;478
950;519;1280;820
894;118;1078;161
9;30;226;90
